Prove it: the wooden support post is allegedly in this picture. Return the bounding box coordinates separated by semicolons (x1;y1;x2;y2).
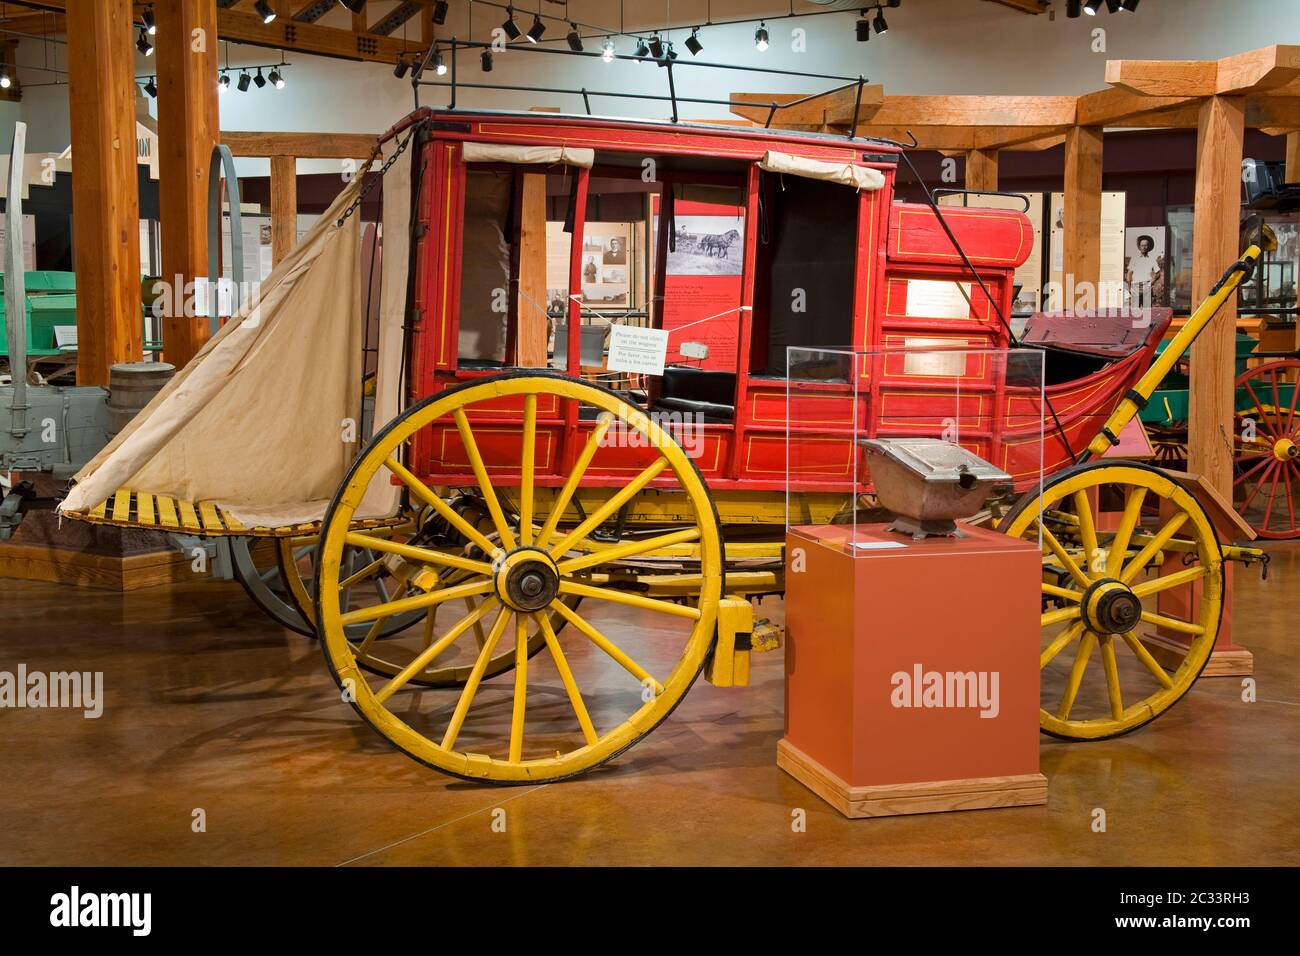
1287;132;1300;183
1063;126;1104;297
270;155;297;266
65;0;143;386
156;0;219;368
965;149;999;192
1188;96;1246;499
515;173;549;367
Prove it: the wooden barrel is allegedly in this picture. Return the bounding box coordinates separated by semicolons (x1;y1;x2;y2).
106;361;175;437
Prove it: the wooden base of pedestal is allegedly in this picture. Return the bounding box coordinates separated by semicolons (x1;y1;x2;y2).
777;740;1048;819
1144;633;1255;677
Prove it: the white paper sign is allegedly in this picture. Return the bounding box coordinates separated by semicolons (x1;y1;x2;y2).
905;279;972;319
607;324;669;376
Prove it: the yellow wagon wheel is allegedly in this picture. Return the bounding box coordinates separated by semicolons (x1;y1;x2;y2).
1000;461;1224;740
315;372;723;783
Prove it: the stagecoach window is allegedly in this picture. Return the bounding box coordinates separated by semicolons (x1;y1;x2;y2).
757;173;858;375
458;169;512;365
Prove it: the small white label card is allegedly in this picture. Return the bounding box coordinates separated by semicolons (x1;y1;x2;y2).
607;324;669;377
905;279;972;320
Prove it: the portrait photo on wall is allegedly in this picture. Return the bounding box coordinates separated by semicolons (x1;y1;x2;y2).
1124;227;1168;308
665;215;745;276
579;222;633;309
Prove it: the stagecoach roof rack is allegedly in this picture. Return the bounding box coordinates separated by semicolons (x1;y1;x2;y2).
410;36;890;145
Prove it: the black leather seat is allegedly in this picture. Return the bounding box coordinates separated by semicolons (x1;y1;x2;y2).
653;366;736;422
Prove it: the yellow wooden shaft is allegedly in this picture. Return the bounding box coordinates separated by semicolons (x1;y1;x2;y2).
1037;520;1091;587
1086;244;1261;459
1098;635;1125;720
518;394;537;546
385;455;501;558
535;414;615;550
1131;564;1207;598
1120;631;1175;689
508;615;529;763
1057;631;1097;720
340;578;492;626
1106;487;1148;576
1119;512;1188;584
538;612;598;745
1140;609;1205;636
559;579;703;620
441;607;513;749
557;527;701;574
1042;605;1083;628
548;458;670;559
550;599;665;693
453;408;518;551
344;531;493;577
376;597;499;703
1041;621;1084;669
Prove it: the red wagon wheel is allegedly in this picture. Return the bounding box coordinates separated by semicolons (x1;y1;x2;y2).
1234;359;1300;539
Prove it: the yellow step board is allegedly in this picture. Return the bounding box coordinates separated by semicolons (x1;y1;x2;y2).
63;490;403;539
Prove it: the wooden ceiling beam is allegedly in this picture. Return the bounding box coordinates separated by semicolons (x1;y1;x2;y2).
1215;44;1300;94
981;0;1050;12
220;129;378;159
217;7;424;63
1103;59;1217;97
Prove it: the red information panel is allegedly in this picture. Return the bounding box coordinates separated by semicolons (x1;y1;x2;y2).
657;197;744;371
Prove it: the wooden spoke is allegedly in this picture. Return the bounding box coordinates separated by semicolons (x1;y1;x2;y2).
343;531;494;577
1042;604;1082;628
355;582;409;657
440;607;513;750
1240;461;1280;513
375;597;500;703
518;394;537;546
538;612;598;746
1072;490;1100;570
384;455;500;557
1234;456;1272;486
1098;635;1125;720
557;527;701;575
465;596;488;647
548;458;671;559
420;607;436;649
1119;511;1189;584
339;554;387;590
1042;582;1083;603
558;579;702;620
1243;381;1280;440
1120;631;1174;689
1057;632;1096;721
1106;486;1148;576
1139;609;1205;636
550;598;664;693
452;408;518;551
1262;463;1284;528
340;578;493;627
535;414;616;550
1131;564;1207;598
1035;519;1091;587
1041;620;1084;668
508;615;529;763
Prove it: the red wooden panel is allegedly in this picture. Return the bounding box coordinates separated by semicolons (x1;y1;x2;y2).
887;203;1033;269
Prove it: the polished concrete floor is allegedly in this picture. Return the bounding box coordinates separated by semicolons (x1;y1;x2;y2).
3;543;1299;867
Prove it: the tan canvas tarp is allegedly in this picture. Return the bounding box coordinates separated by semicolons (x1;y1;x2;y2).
758;149;886;192
461;141;594;168
60;174;385;529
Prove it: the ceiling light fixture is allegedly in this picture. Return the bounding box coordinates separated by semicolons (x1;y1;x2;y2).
0;69;11;90
142;6;156;36
137;28;153;56
601;38;616;63
339;0;367;13
1120;0;1140;9
218;72;230;93
394;56;409;78
432;1;449;25
435;52;448;76
856;13;871;42
1066;0;1082;16
501;7;521;40
634;38;649;59
872;6;889;35
1083;0;1103;14
269;67;285;89
566;24;583;52
647;33;664;59
684;27;703;56
144;76;158;98
527;13;546;43
254;0;277;24
253;67;267;88
1104;0;1122;11
754;21;769;52
481;49;494;72
237;71;251;92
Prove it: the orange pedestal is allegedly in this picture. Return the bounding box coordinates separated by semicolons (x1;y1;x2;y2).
780;522;1047;818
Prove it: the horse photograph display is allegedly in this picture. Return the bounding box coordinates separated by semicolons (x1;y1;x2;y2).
666;215;745;276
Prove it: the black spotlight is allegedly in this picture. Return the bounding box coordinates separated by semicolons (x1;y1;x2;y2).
856;15;871;42
394;57;409;79
872;7;888;35
754;21;769;51
656;42;677;67
218;72;230;93
647;33;664;58
1084;0;1103;14
253;67;267;88
634;38;650;59
254;0;277;24
1067;0;1082;15
1104;0;1121;11
1121;0;1140;8
481;49;494;72
434;52;447;76
144;76;158;98
142;6;156;35
339;0;367;13
432;1;449;25
237;71;251;92
269;67;285;89
684;28;703;56
501;7;521;40
566;25;583;52
137;28;153;56
527;13;546;43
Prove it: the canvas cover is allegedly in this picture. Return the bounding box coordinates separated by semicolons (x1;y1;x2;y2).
758;149;885;192
461;141;594;168
60;157;410;531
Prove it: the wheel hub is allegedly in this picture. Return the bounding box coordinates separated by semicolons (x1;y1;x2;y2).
1273;437;1298;462
494;548;560;612
1081;577;1142;635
